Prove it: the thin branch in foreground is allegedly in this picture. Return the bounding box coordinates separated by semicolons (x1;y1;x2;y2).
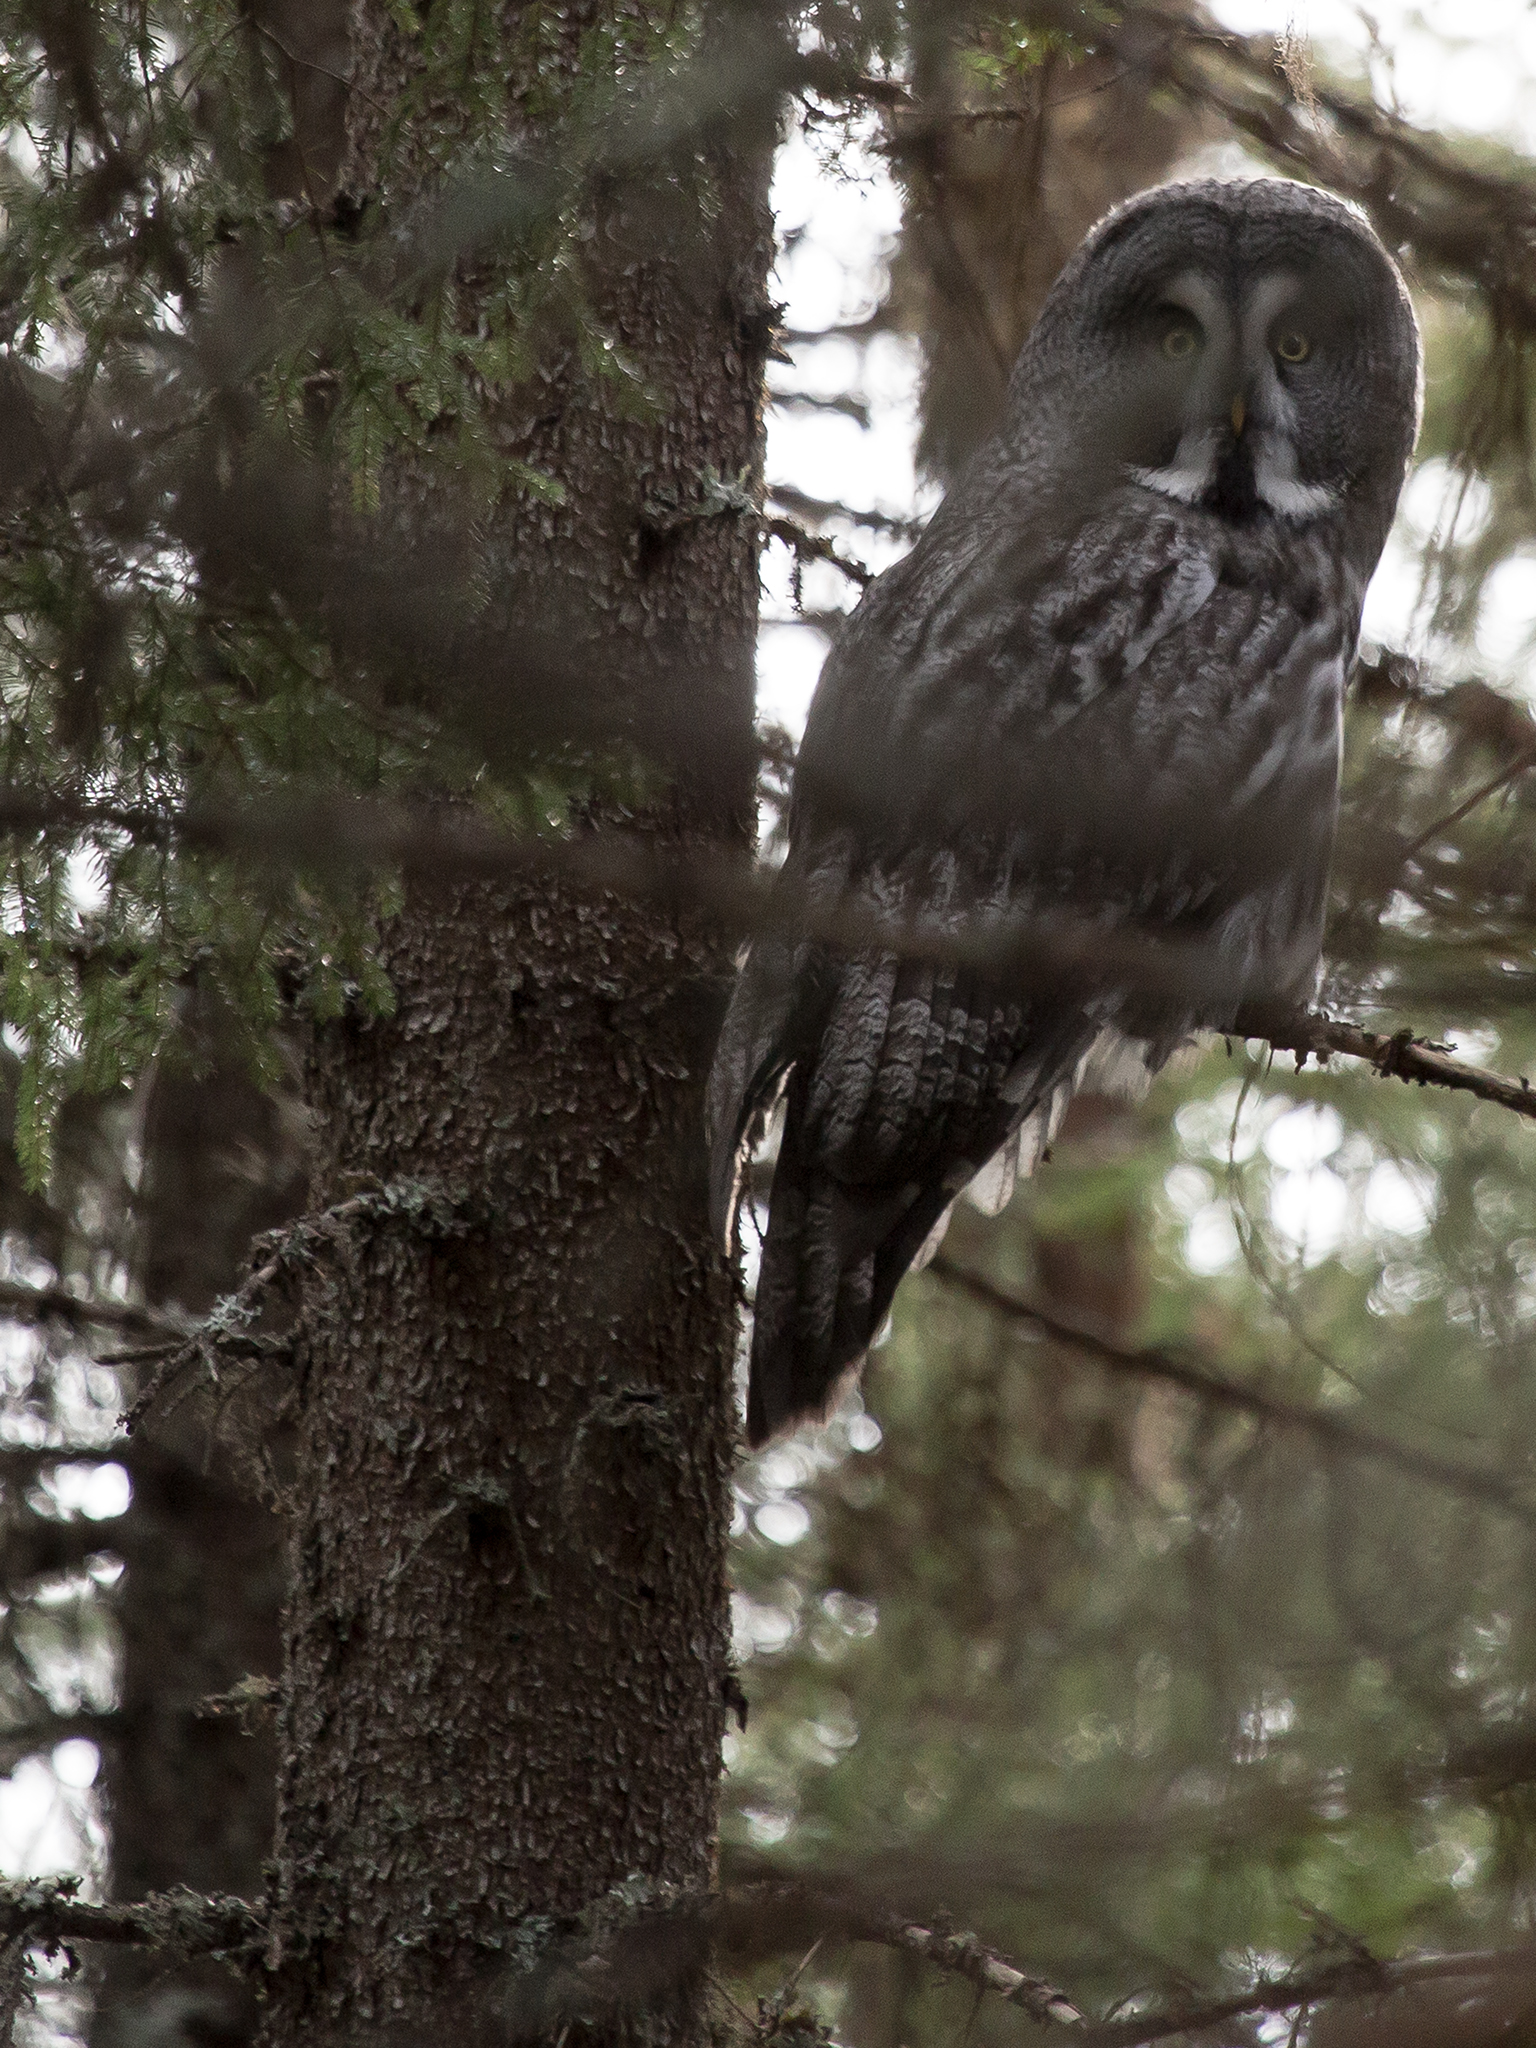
7;788;1536;1133
0;1866;1529;2048
929;1259;1536;1522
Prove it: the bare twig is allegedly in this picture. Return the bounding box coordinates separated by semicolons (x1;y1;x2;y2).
768;389;873;428
930;1258;1536;1521
120;1178;478;1430
767;482;927;543
762;515;874;588
0;1280;180;1341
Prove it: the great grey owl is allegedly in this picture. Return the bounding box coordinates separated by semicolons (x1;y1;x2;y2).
709;177;1421;1446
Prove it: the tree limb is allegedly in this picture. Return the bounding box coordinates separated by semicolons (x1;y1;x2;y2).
118;1179;479;1429
1245;1008;1536;1125
0;1280;180;1341
0;1878;261;1961
1;1864;1522;2042
930;1258;1536;1522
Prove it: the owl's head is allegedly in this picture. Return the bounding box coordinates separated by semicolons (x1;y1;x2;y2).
1012;178;1421;552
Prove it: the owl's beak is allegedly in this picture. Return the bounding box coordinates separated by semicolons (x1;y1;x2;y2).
1230;395;1246;437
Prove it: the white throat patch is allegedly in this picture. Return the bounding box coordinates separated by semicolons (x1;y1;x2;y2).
1133;432;1339;522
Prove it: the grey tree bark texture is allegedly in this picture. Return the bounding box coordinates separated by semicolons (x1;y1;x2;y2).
256;8;774;2043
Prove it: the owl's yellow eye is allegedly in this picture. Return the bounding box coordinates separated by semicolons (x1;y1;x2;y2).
1162;323;1199;360
1275;330;1311;363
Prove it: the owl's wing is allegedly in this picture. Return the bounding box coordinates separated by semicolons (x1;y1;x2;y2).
715;492;1352;1444
714;877;1106;1445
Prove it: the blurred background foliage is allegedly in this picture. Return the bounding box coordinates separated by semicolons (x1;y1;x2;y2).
6;0;1536;2043
725;10;1536;2048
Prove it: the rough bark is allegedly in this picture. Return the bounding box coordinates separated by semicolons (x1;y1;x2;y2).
258;8;773;2043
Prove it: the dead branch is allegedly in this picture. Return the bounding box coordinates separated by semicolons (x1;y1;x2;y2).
118;1177;479;1430
0;1877;260;1961
762;514;875;587
767;482;928;542
0;1280;180;1341
930;1258;1536;1522
1247;1008;1536;1126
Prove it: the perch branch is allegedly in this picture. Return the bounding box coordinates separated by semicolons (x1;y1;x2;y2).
1246;1008;1536;1126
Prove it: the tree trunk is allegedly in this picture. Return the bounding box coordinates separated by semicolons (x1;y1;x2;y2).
93;1018;306;2048
887;28;1205;487
257;9;772;2042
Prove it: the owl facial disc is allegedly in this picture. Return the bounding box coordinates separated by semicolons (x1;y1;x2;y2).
1131;269;1341;523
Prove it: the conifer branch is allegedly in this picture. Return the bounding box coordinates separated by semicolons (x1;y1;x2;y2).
0;1878;261;1961
930;1259;1536;1521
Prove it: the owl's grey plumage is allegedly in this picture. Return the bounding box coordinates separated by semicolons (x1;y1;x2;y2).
710;177;1421;1446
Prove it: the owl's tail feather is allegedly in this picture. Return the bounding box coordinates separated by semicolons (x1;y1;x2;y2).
746;1101;955;1448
